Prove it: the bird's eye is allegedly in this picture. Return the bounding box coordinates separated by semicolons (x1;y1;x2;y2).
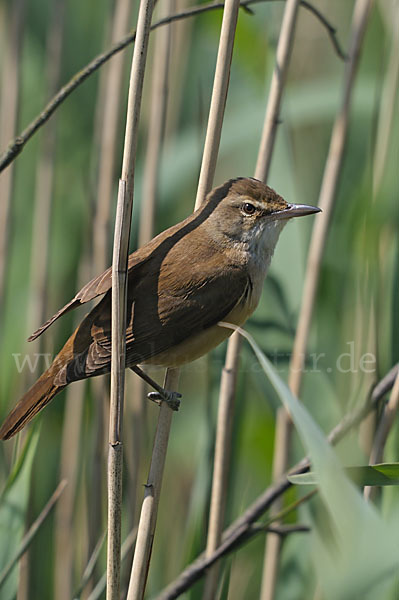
242;202;256;216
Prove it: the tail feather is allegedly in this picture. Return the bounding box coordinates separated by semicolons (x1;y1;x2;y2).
0;372;64;440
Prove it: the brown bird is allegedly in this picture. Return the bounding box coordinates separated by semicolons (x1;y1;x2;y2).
0;177;320;440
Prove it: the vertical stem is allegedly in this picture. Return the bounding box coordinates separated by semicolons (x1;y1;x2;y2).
0;0;25;321
91;0;133;584
94;0;133;275
203;333;240;599
107;179;128;600
254;0;300;184
127;0;174;534
195;3;242;593
107;0;155;597
195;0;240;207
139;0;174;247
127;369;180;600
128;0;239;596
261;2;374;599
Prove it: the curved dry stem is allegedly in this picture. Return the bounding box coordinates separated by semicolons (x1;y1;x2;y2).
0;0;345;175
154;364;398;600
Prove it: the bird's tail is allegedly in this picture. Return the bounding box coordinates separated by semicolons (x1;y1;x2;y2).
0;368;64;440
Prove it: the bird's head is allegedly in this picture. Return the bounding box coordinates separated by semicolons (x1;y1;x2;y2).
205;177;320;257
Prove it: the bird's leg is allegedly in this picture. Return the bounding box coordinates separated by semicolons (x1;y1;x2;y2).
129;365;181;411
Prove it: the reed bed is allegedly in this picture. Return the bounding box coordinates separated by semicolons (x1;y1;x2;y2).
0;1;398;599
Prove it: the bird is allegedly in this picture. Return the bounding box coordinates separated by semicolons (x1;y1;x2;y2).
0;177;320;440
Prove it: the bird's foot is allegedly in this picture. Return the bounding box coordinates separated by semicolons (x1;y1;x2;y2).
130;365;182;411
147;390;182;411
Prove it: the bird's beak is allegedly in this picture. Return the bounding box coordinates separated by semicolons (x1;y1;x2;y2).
276;203;321;220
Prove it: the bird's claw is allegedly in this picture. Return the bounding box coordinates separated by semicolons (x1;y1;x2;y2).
147;390;182;411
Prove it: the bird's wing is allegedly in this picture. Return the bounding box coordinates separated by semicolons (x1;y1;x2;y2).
90;270;251;369
27;235;168;342
27;212;202;342
57;263;250;384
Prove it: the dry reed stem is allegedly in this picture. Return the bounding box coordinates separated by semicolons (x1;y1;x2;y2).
127;368;179;600
107;0;155;596
255;3;302;597
73;531;107;599
139;0;174;247
164;0;193;140
0;0;346;176
203;332;241;599
155;364;398;600
181;0;241;596
208;0;301;595
289;0;373;396
126;0;174;534
193;3;242;597
93;0;133;275
90;0;133;584
53;256;92;600
254;0;301;183
27;0;65;352
85;527;137;600
193;0;302;596
0;480;67;590
262;1;374;597
0;0;25;319
54;381;85;599
128;0;239;595
195;0;240;206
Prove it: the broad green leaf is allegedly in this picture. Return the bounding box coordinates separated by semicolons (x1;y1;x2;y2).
288;463;399;487
220;324;399;600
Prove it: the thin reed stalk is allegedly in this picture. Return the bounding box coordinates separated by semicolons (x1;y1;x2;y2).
54;254;90;600
87;528;137;600
93;0;133;275
127;0;239;595
27;0;65;354
88;0;133;588
54;382;85;599
195;0;240;206
262;2;374;597
0;0;25;320
107;0;155;597
254;0;301;184
205;1;301;595
127;0;240;594
164;0;193;140
203;332;240;599
185;4;242;598
127;368;179;600
126;0;174;537
0;480;67;590
27;9;66;600
139;0;174;248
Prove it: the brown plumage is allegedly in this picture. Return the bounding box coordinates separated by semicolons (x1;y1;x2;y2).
0;177;320;440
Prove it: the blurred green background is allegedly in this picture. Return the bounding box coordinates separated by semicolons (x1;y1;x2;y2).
0;0;398;598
